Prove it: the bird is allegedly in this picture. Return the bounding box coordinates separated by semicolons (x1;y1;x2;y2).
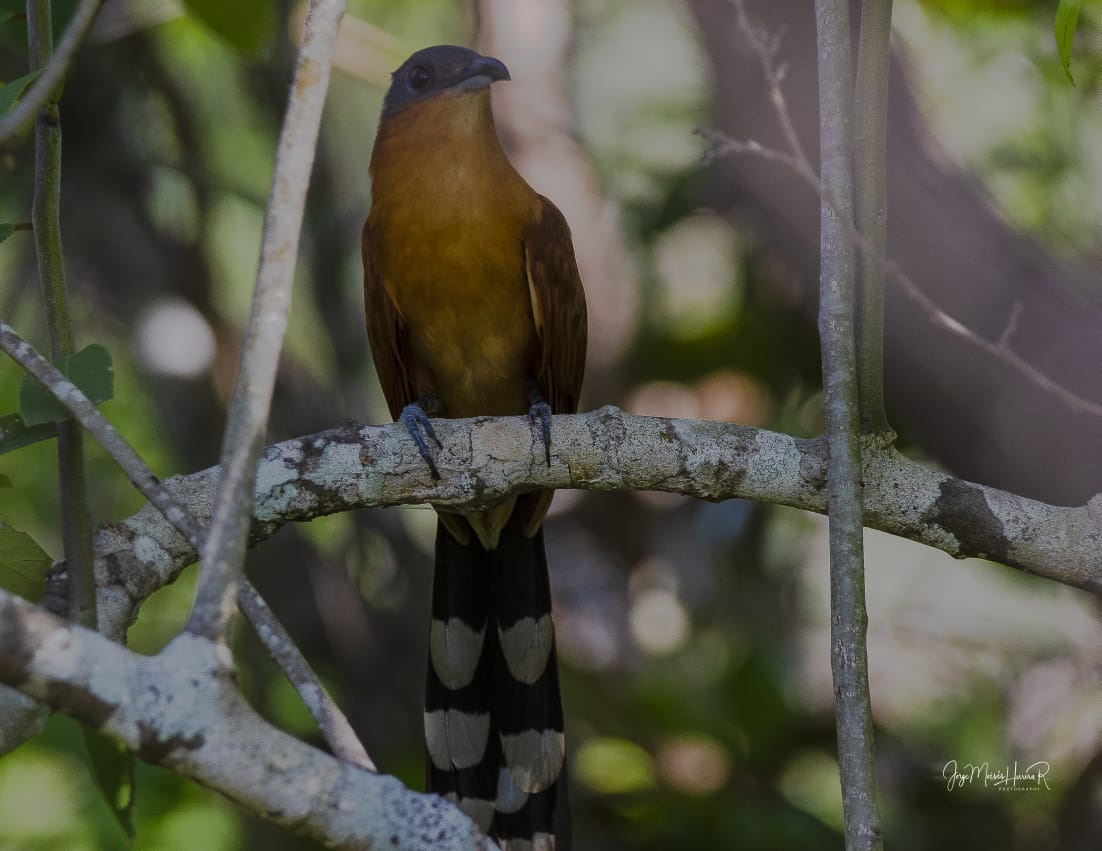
362;44;587;850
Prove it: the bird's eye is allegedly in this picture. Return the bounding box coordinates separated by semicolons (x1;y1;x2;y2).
408;65;433;91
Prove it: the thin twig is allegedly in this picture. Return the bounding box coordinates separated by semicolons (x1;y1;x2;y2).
853;0;893;433
730;0;814;175
814;2;883;847
695;127;804;173
712;0;1102;422
186;0;347;642
236;583;376;770
997;301;1023;351
27;0;95;627
0;0;101;144
0;319;375;768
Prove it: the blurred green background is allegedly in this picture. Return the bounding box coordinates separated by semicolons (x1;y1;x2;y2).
1;0;1100;848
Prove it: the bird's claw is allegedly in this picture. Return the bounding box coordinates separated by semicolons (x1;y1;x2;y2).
399;402;442;479
527;393;553;467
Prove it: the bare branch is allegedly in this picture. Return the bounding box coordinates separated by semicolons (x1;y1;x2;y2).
815;0;883;845
713;0;1102;423
0;690;46;755
730;0;813;171
0;590;493;850
187;0;347;641
236;582;376;771
854;0;894;433
27;0;96;626
997;301;1023;351
85;411;1101;643
695;126;804;173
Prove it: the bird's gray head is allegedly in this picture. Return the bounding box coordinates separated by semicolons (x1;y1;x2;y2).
382;45;510;118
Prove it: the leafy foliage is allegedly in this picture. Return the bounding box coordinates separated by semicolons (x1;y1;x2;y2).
0;517;51;601
0;67;42;115
82;730;136;839
17;343;114;427
0;413;57;455
1054;0;1083;83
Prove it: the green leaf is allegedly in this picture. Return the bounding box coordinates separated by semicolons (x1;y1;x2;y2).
0;67;44;115
0;473;10;487
83;728;136;838
63;343;114;405
0;411;58;454
182;0;275;56
0;223;15;244
19;343;114;426
0;517;53;602
1055;0;1083;84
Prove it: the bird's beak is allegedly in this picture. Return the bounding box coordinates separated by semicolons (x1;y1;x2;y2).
453;54;511;92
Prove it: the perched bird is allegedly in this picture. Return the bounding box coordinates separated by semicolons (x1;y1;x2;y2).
362;45;587;850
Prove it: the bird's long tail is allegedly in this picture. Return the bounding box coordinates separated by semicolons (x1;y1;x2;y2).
425;511;569;850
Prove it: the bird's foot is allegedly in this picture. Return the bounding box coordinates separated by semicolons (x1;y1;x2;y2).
399;401;443;479
527;385;552;467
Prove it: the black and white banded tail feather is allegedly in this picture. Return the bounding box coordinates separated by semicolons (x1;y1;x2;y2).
425;510;570;850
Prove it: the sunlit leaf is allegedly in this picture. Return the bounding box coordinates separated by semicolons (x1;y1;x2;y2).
0;68;43;116
182;0;275;56
19;343;114;426
0;517;52;601
1055;0;1083;84
0;412;57;455
82;729;136;838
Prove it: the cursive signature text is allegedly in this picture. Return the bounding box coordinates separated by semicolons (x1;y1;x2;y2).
942;760;1051;792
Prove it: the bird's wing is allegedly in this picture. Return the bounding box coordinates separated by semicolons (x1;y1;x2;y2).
362;220;416;420
524;196;588;416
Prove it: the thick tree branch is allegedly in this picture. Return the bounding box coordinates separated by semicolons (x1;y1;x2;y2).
83;410;1102;642
0;688;46;754
0;589;492;850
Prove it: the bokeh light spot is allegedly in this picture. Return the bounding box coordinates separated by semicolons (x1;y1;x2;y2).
655;734;733;795
136;299;216;378
574;736;656;795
